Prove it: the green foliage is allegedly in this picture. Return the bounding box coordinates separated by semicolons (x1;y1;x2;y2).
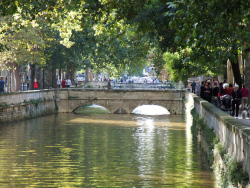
190;108;217;165
169;0;249;85
30;98;42;108
68;96;79;99
0;102;8;108
225;155;249;187
214;142;226;159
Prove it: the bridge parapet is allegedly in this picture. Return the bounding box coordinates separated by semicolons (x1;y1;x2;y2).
57;89;185;114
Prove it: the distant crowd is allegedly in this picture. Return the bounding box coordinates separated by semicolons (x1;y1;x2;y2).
190;80;249;118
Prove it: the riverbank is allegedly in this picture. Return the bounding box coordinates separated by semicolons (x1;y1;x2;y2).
185;91;250;187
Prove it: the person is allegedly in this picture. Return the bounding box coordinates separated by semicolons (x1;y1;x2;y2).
57;77;61;88
0;77;6;93
34;78;39;90
27;76;30;90
240;84;249;109
66;78;71;88
203;82;212;102
107;79;112;89
212;81;220;107
75;77;78;87
200;81;205;99
191;81;196;94
219;82;223;93
218;83;231;98
228;84;233;95
196;81;201;97
231;84;242;118
62;79;66;88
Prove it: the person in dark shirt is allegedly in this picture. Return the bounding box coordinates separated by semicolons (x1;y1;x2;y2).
203;82;212;102
0;77;6;93
212;81;220;107
191;81;196;94
231;84;242;118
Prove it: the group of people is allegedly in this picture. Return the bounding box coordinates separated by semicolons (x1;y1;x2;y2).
57;78;72;88
190;80;249;118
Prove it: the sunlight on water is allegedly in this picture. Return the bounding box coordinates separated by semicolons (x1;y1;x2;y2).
132;105;170;115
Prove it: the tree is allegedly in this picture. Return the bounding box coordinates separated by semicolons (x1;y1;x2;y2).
169;0;250;87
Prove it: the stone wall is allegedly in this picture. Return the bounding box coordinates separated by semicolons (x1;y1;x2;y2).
0;89;55;105
0;101;55;124
0;90;56;124
186;91;250;179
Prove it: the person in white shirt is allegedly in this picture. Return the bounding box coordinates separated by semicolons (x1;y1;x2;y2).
66;78;72;88
75;77;78;87
57;77;61;88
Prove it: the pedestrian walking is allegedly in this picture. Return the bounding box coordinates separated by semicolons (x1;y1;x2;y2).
204;82;212;103
66;78;71;88
62;79;66;88
212;81;220;107
240;84;249;110
34;78;39;90
75;77;78;87
191;81;196;94
0;77;6;93
57;77;61;88
231;84;242;118
27;76;30;90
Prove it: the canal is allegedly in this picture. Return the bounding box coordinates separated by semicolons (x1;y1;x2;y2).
0;113;217;187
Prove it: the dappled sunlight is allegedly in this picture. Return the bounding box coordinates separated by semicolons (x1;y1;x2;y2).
132;105;170;115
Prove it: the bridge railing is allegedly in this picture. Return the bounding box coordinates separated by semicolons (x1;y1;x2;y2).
111;82;177;89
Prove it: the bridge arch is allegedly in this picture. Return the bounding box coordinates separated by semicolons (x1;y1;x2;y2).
73;104;111;114
131;104;170;115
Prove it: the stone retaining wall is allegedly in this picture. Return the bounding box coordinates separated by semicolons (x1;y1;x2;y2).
186;91;250;179
0;100;55;124
0;89;55;105
0;90;56;124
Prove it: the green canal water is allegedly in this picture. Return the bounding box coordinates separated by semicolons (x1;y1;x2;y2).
0;113;217;187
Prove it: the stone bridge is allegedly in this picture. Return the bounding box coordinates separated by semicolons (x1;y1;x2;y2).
57;89;185;114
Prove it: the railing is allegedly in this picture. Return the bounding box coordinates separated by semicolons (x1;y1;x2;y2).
82;81;178;89
111;82;177;89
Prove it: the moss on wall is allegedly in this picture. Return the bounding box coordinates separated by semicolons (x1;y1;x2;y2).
190;107;249;187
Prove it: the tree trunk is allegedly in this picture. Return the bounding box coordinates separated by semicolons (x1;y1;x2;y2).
227;60;234;85
230;58;242;89
245;52;250;103
7;69;11;92
52;64;57;88
13;62;21;91
85;66;91;83
30;64;35;90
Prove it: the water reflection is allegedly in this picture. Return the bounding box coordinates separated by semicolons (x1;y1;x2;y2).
0;114;216;187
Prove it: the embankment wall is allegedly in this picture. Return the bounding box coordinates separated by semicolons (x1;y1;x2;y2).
186;91;250;179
